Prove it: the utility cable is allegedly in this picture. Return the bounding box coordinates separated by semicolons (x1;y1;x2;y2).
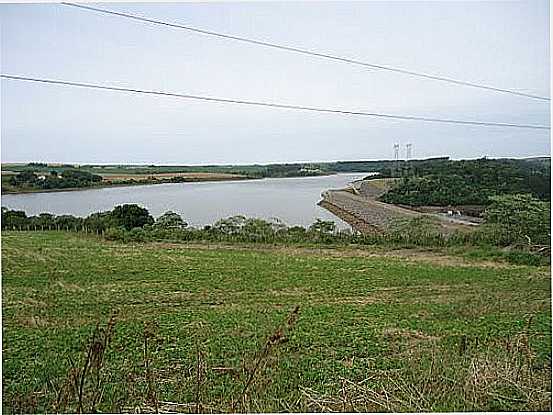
62;2;550;102
1;74;549;130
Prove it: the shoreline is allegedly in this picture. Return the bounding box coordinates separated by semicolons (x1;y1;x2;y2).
1;175;258;195
1;172;346;196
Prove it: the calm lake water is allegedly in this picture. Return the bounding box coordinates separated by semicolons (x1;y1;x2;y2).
1;173;369;228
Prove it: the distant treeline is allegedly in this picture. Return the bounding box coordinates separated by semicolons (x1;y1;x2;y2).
3;157;550;198
4;169;102;192
0;157;462;180
376;158;551;206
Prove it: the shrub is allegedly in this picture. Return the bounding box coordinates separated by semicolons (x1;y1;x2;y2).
154;211;187;230
386;216;445;246
213;215;247;235
104;227;126;241
483;194;550;245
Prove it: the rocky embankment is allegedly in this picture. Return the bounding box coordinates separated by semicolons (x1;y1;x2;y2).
319;178;478;234
319;187;420;233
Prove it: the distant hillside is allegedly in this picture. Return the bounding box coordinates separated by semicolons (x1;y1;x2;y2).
519;156;551;171
377;157;551;207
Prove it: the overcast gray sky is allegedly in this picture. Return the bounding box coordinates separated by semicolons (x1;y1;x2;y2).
1;1;550;164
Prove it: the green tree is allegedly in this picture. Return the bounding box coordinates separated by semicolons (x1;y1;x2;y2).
241;218;276;242
213;215;247;235
29;213;56;229
155;211;187;229
10;171;38;186
111;204;154;230
55;215;84;230
84;211;115;233
1;208;29;229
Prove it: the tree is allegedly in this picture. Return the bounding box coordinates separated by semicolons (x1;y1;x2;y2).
484;194;550;245
241;218;276;242
111;204;154;230
55;215;83;230
84;211;114;233
1;208;29;229
155;211;187;229
213;215;247;235
10;171;38;186
29;213;56;229
61;169;102;183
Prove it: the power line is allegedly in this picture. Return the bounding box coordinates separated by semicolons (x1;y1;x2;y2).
62;2;550;102
1;74;549;130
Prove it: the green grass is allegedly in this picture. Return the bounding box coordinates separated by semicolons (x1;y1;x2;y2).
2;232;551;413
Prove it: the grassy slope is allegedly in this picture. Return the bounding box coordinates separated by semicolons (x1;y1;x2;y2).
2;232;551;412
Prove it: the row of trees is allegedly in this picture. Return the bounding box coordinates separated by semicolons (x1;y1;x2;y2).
7;169;103;191
1;204;341;243
2;204;154;232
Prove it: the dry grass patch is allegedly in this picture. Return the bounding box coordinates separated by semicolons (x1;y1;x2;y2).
301;335;551;412
16;315;52;328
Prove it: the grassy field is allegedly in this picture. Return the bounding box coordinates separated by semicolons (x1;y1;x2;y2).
2;232;551;413
99;172;247;181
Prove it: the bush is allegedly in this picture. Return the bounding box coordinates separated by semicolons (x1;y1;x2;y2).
104;227;127;241
213;215;247;235
483;194;550;245
155;211;187;229
504;250;548;266
386;216;446;247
